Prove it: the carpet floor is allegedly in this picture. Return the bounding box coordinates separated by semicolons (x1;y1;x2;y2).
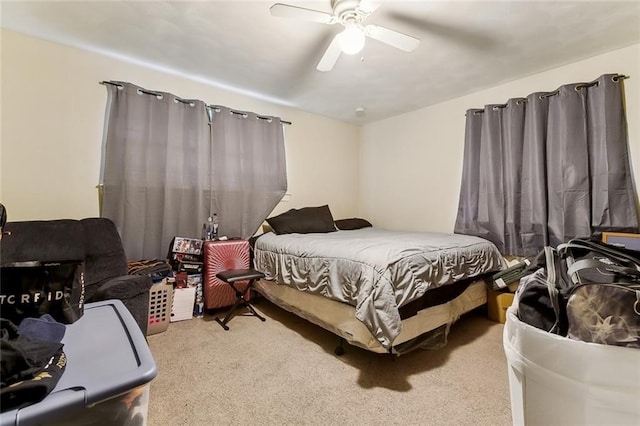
146;299;512;425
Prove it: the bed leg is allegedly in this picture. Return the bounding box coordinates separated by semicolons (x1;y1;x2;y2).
334;338;345;356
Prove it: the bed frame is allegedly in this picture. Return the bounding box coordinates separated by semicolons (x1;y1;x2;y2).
254;278;488;355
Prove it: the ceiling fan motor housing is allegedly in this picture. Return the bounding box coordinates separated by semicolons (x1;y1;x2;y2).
332;0;368;25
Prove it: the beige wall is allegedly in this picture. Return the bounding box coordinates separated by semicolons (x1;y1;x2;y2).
360;43;640;233
0;29;360;222
3;29;638;232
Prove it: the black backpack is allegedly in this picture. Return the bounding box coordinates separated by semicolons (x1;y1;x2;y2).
516;238;640;347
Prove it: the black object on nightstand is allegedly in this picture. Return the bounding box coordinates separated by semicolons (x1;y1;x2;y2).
214;268;266;330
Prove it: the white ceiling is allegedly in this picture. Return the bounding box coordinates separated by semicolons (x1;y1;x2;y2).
2;1;640;124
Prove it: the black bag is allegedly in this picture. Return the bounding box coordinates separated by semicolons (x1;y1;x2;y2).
516;246;571;334
516;238;640;347
558;239;640;285
0;260;85;325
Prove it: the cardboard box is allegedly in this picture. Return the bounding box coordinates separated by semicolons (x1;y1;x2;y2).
487;288;515;323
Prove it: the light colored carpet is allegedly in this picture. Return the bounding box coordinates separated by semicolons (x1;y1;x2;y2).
146;299;512;426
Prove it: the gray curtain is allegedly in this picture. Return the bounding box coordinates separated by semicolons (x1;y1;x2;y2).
455;74;639;256
208;106;287;239
101;83;287;260
101;82;210;260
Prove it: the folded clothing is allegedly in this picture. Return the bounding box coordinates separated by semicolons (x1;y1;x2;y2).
18;314;66;343
1;317;67;412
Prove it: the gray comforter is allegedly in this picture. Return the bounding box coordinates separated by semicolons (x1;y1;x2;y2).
253;228;504;348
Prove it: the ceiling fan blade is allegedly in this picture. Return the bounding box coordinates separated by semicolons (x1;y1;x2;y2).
365;24;420;52
317;35;342;72
270;3;334;24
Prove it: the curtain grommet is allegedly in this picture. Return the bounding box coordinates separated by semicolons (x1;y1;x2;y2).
575;81;598;91
137;88;163;99
539;90;558;100
173;98;196;107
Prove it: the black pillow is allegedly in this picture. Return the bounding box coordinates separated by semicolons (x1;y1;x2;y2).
334;218;372;230
266;205;337;235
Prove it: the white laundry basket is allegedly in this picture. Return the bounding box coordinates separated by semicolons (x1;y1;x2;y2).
503;306;640;426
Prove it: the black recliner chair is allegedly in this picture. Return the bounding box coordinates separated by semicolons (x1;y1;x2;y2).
1;216;152;334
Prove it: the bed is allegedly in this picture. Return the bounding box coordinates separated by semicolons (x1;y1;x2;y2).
251;208;504;355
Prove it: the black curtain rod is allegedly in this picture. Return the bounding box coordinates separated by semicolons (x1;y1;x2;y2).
469;74;630;115
100;81;124;88
99;81;292;125
207;106;292;125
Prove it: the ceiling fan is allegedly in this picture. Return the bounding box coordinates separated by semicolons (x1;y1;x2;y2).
270;0;420;72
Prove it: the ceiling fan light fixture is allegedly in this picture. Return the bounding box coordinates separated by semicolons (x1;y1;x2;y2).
338;23;365;55
271;1;420;72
